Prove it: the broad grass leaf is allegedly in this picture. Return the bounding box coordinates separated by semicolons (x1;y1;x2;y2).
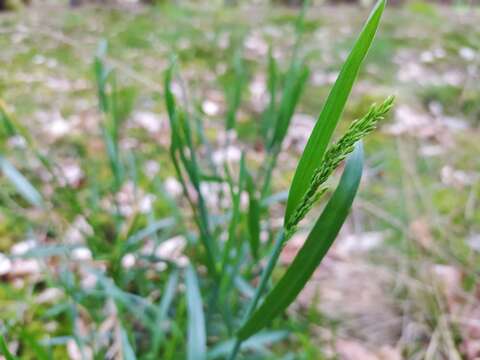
285;0;386;225
238;143;364;340
186;265;207;360
0;156;43;208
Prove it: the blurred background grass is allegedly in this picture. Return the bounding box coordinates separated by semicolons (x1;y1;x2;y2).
0;0;479;359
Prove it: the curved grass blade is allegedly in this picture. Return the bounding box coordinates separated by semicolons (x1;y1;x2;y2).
207;331;288;359
0;335;18;360
284;0;386;225
186;265;207;360
238;143;364;341
0;156;43;208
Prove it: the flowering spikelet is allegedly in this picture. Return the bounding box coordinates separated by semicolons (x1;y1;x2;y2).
285;96;394;235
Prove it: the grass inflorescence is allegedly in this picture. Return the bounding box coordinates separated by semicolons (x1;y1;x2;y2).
0;0;396;358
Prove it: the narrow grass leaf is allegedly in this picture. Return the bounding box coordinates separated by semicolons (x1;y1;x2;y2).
0;101;16;137
221;153;247;273
123;217;175;253
260;48;278;142
207;331;288;359
186;265;207;360
270;61;309;149
150;269;179;355
226;46;245;130
238;143;364;341
0;156;43;208
246;172;260;259
120;325;137;360
0;336;17;360
94;39;111;114
158;269;179;320
285;0;386;225
165;64;218;279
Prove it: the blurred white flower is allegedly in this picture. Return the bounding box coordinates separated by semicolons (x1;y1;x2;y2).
202;100;220;116
40;111;71;140
386;105;431;136
114;181;157;216
11;239;36;255
153;235;188;267
35;288;63;304
58;160;84;188
335;231;385;258
212;145;242;165
420;51;434;63
65;216;93;244
467;234;480;252
45;78;71;91
139;193;155;213
0;252;12;275
244;32;268;57
10;259;41;277
72;247;93;261
144;160;160;179
164;177;183;197
284;113;315;153
121;253;136;269
7;135;26;149
133;111;163;133
32;54;46;64
459;47;476;61
311;71;338;86
441;165;475;188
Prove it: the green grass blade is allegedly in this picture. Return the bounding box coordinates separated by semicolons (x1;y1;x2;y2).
226;46;245;131
186;265;207;360
0;156;43;208
284;0;386;225
270;61;309;149
123;217;175;253
0;336;18;360
260;48;278;142
246;171;260;259
94;39;110;114
158;269;179;320
207;331;288;359
0;102;16;137
221;153;247;273
150;269;179;355
120;325;137;360
238;143;364;341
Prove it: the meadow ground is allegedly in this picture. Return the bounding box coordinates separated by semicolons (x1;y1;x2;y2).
0;1;479;359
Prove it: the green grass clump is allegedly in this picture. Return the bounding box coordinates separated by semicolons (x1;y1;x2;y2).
0;0;394;358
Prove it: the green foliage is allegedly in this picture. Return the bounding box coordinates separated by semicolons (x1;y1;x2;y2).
286;96;394;235
0;156;44;208
0;0;393;358
238;143;364;340
0;336;18;360
285;0;386;226
186;266;207;360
